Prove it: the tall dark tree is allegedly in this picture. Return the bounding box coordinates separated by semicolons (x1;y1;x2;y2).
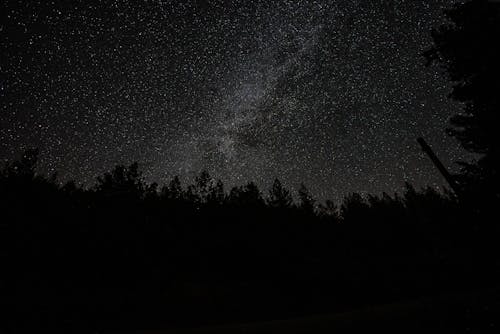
162;175;183;200
228;182;264;208
267;179;293;209
425;0;500;197
94;162;145;200
298;183;315;214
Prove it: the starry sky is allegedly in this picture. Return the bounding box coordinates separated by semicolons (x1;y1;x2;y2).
1;0;468;200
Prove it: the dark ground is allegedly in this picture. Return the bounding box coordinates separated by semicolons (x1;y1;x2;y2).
110;288;500;334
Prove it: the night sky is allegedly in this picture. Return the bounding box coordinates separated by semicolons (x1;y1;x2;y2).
1;0;468;200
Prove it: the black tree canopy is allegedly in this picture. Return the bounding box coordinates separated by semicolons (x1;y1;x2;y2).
425;0;500;195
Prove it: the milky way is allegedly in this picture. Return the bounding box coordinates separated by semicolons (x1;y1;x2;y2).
1;0;467;200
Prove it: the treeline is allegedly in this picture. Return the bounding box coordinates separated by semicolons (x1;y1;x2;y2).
1;150;498;332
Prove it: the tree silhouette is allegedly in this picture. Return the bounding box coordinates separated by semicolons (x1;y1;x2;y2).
267;178;293;209
318;199;338;220
194;170;213;202
2;150;497;332
228;182;264;208
207;179;225;204
425;0;500;199
298;183;315;214
162;175;183;200
94;162;145;199
340;193;369;222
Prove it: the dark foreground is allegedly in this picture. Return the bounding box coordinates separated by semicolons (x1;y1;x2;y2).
105;288;500;334
2;152;500;333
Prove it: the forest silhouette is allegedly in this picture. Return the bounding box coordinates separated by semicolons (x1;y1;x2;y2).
1;148;498;332
2;0;500;332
